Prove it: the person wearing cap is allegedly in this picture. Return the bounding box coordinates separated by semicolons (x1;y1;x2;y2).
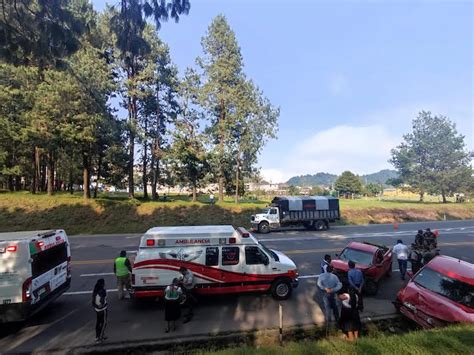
114;250;132;300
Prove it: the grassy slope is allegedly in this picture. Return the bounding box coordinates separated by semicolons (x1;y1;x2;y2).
205;324;474;355
0;192;473;234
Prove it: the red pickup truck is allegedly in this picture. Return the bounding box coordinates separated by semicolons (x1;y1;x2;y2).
331;241;393;295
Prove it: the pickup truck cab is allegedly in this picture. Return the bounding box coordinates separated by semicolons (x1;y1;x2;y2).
331;241;392;295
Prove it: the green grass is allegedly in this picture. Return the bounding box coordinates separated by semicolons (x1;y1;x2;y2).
0;192;473;234
202;324;474;355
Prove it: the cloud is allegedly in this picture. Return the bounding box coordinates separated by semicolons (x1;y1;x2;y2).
260;125;400;183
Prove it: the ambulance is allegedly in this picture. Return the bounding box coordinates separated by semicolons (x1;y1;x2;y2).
0;230;71;323
132;225;299;300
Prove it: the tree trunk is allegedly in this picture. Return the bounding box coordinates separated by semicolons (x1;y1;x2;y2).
32;146;40;193
218;100;226;202
47;152;54;196
419;190;424;202
83;154;91;199
192;185;197;202
128;98;136;198
142;124;148;199
441;190;447;203
69;168;74;195
151;86;161;201
40;158;47;192
94;155;103;199
7;175;14;191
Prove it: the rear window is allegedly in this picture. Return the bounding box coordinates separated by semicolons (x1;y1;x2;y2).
222;247;239;266
32;243;68;278
339;248;373;266
414;267;474;309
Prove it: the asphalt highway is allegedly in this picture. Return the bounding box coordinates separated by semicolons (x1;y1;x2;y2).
1;220;473;353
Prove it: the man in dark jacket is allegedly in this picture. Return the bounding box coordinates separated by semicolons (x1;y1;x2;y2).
92;279;108;342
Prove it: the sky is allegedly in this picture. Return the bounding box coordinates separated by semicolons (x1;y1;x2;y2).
92;0;474;183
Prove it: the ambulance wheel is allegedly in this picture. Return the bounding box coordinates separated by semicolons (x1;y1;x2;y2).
314;220;325;231
258;221;270;234
271;279;292;300
364;279;379;296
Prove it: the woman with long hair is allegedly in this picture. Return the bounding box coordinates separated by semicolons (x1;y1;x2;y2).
164;278;182;332
338;286;361;341
92;278;108;342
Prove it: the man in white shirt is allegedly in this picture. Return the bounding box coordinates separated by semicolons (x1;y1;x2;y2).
393;239;409;280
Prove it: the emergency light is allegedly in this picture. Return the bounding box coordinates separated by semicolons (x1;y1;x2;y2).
146;239;155;246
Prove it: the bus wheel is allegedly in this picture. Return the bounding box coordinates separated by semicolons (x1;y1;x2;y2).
258;221;270;234
314;220;325;231
271;279;292;300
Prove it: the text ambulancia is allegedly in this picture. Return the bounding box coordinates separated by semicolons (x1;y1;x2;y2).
132;225;299;300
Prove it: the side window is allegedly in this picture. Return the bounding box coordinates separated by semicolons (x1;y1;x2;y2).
222;247;240;266
270;209;277;215
245;246;268;265
375;250;383;264
205;247;219;266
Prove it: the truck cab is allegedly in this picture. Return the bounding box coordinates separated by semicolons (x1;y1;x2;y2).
251;207;280;233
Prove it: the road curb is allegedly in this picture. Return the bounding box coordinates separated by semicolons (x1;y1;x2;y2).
32;313;400;354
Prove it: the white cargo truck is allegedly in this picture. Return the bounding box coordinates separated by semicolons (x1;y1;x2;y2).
0;230;71;323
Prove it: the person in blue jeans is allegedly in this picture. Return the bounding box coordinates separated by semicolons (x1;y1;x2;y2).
317;265;342;323
393;239;409;280
347;260;364;311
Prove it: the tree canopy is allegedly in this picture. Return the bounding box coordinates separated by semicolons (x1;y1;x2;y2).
334;171;363;197
390;111;472;202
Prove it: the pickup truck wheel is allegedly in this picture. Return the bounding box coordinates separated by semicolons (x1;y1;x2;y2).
314;220;325;231
258;221;270;234
271;279;292;300
364;279;379;296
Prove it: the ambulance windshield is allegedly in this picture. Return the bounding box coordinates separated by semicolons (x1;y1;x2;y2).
259;242;279;262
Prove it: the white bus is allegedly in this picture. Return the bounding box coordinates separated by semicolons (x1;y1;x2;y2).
0;230;71;323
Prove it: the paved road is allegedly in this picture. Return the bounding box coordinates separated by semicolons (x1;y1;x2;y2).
1;220;473;353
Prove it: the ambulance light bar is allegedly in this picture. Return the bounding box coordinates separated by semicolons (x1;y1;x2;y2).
236;227;250;238
229;237;236;244
146;239;155;246
6;245;17;252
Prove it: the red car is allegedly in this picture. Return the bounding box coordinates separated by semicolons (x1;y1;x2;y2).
331;241;393;295
395;255;474;328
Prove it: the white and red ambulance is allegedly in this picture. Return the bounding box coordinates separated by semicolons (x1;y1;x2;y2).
132;225;299;300
0;230;71;323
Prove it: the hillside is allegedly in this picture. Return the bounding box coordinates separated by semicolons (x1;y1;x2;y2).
286;169;398;186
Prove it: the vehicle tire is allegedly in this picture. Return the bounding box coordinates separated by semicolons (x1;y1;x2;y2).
364;279;379;296
314;220;325;231
271;279;292;300
258;221;270;234
324;220;330;230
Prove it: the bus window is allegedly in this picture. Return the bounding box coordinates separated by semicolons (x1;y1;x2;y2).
206;247;219;266
222;247;239;266
31;243;67;278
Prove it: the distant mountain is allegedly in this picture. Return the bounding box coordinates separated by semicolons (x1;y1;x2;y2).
287;173;337;186
362;169;399;185
286;169;398;186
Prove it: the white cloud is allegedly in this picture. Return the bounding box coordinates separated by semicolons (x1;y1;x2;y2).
260;124;400;183
260;169;295;184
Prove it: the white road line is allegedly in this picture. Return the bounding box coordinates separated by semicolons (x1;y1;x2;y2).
80;272;115;277
127;250;137;254
64;289;118;296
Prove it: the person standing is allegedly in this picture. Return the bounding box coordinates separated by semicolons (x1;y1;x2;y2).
338;286;361;341
347;260;364;311
179;267;197;323
317;265;342;324
164;278;182;333
92;279;108;343
409;247;423;274
114;250;132;300
393;239;409;280
320;254;331;273
414;230;424;247
209;193;215;205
